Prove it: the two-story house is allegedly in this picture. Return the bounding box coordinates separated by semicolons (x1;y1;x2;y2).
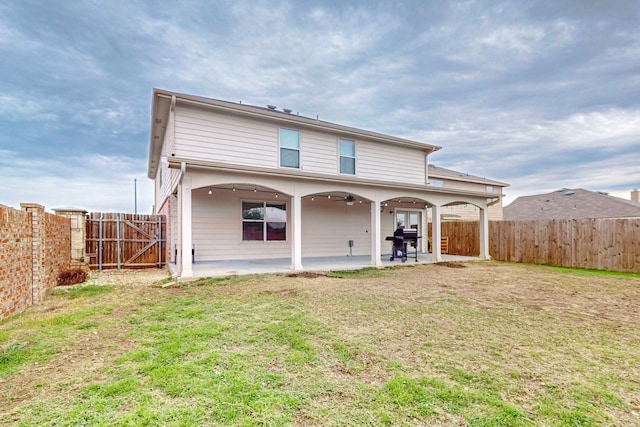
147;89;505;278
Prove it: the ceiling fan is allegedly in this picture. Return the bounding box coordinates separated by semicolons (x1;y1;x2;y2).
323;193;357;205
336;194;355;205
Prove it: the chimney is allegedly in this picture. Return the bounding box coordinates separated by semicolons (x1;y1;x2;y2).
632;189;640;203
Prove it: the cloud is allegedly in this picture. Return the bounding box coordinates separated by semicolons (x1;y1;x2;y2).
0;93;59;122
420;107;640;203
0;150;153;213
1;0;638;214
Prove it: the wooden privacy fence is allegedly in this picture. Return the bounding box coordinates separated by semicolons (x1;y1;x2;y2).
86;213;166;270
434;219;640;273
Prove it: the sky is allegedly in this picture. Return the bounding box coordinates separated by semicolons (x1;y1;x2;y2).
1;0;639;213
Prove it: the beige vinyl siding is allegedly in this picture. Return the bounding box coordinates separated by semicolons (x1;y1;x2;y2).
174;104;431;184
156;118;180;209
437;179;503;220
434;204;503;221
174;105;278;168
301;198;371;257
191;188;289;261
358;140;425;184
437;179;483;192
488;204;503;221
300;131;338;174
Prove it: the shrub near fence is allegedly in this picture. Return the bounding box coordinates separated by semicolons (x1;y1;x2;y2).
438;218;640;273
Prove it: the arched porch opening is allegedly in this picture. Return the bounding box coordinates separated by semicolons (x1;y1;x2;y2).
189;182;292;265
299;191;372;259
433;200;489;259
380;196;436;257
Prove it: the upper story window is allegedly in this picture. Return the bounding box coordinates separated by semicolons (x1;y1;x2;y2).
280;128;300;168
242;201;287;241
486;185;494;193
428;179;444;187
339;139;356;175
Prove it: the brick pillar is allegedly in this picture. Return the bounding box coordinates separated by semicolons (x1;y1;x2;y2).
21;203;45;304
53;207;88;268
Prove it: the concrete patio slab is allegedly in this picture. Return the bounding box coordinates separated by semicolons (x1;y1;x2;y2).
169;254;480;279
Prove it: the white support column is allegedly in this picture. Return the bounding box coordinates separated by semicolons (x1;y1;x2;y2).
421;208;428;253
176;197;182;274
290;195;303;271
371;200;382;267
179;174;193;278
479;207;491;260
432;204;442;262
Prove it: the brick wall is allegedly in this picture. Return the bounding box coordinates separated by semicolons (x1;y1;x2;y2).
42;208;72;295
0;204;71;320
0;205;33;319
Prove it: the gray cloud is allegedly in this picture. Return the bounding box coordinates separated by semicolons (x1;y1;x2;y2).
0;0;638;212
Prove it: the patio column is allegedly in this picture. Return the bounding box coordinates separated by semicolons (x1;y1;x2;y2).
179;174;193;277
290;194;303;271
370;200;382;267
479;206;491;260
432;204;442;262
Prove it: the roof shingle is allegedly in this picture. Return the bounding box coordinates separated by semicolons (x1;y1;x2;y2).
503;188;640;220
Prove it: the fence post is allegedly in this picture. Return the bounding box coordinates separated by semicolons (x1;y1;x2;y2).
157;216;162;267
116;216;121;270
20;204;44;304
52;207;89;268
98;215;103;271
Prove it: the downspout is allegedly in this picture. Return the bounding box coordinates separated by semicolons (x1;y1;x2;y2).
169;95;176;155
487;194;501;207
176;161;186;278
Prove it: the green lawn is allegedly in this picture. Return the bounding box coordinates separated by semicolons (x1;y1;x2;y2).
1;262;639;426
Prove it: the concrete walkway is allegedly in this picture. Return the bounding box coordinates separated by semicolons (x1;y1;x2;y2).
169;254;479;279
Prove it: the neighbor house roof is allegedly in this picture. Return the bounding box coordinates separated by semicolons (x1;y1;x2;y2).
503;188;640;220
428;164;509;187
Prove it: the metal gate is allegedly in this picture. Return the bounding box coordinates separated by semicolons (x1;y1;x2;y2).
86;212;166;269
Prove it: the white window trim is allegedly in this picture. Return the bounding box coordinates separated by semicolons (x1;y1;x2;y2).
338;138;356;175
279;128;300;169
241;199;288;243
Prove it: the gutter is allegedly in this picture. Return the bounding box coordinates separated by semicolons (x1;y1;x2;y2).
169;157;499;201
487;194;502;207
175;161;186;278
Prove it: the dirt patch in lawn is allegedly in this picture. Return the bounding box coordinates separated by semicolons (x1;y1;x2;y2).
434;261;467;268
287;272;329;278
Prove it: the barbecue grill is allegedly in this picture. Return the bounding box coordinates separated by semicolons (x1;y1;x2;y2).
386;227;422;262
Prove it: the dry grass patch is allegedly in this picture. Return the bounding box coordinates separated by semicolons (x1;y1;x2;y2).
1;263;639;426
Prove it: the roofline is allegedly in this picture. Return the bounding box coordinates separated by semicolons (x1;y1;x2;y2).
428;171;510;187
428;165;509;187
148;88;442;179
159;88;441;150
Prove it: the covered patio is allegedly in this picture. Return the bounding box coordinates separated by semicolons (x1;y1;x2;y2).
172;171;495;280
169;254;480;279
